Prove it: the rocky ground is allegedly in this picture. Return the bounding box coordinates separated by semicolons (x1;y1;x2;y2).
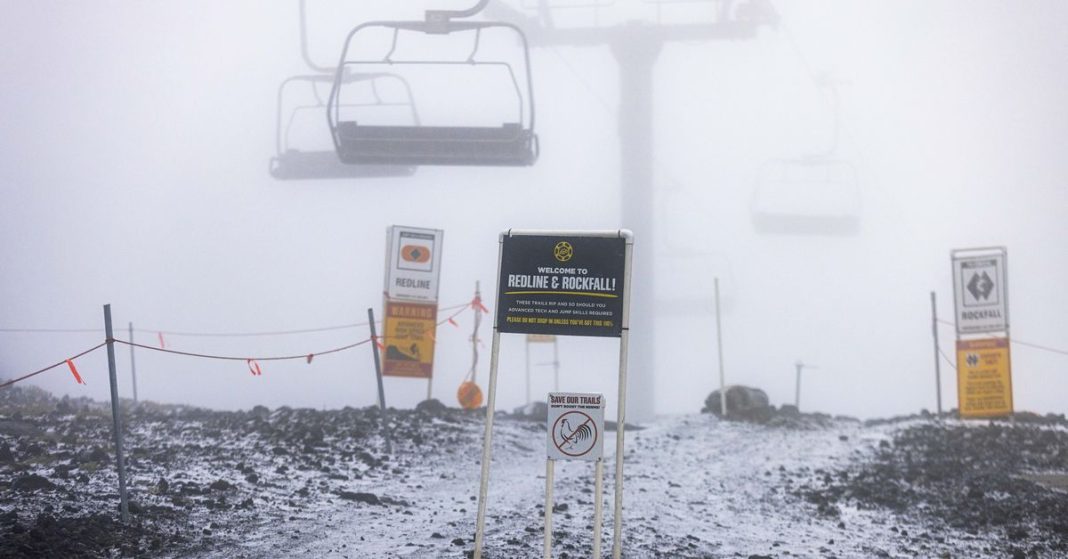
1;381;1066;558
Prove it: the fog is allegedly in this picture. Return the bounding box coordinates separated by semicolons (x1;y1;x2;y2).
2;1;1065;421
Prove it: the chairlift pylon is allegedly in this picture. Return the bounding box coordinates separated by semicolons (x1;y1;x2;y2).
327;2;539;167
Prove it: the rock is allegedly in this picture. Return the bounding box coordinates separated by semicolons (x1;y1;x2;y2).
12;474;56;492
209;479;233;492
0;443;14;463
512;401;548;421
415;399;447;415
452;537;466;546
156;478;170;494
703;386;773;422
778;404;800;417
338;491;380;505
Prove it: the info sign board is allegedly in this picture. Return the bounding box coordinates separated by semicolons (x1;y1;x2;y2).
956;338;1013;418
381;301;437;379
951;248;1008;335
547;392;604;462
386;225;444;303
496;234;626;337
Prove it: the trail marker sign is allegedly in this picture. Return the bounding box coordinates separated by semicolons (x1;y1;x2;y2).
951;248;1008;335
956;337;1013;418
386;225;444;303
547;392;604;462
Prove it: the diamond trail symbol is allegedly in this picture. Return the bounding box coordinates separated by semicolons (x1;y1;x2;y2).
967;271;995;301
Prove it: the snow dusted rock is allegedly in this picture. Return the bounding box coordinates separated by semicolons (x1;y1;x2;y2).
702;385;773;421
0;443;14;463
11;474;55;492
415;398;447;415
337;491;380;505
512;401;548;421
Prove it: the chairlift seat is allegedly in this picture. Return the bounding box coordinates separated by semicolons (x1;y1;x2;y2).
335;121;537;166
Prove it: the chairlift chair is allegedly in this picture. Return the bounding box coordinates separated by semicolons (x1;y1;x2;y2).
327;11;539;167
270;71;419;180
750;156;861;236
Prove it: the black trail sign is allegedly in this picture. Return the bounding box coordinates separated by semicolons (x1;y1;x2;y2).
497;234;626;337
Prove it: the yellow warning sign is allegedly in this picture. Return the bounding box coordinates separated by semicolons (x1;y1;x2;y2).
956;338;1013;418
382;301;437;379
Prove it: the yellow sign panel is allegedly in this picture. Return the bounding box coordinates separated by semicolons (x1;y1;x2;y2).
956;337;1013;418
382;301;437;379
526;334;557;343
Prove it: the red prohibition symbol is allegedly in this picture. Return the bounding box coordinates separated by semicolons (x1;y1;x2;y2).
552;411;598;457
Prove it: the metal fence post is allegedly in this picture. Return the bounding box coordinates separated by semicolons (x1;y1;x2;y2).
103;305;129;523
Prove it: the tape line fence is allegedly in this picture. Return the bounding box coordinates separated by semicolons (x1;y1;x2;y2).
0;299;482;390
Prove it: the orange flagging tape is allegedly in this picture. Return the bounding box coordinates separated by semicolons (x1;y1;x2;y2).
66;359;85;385
373;336;385;351
247;359;262;376
448;317;459;328
306;354;313;364
158;332;166;348
472;296;490;314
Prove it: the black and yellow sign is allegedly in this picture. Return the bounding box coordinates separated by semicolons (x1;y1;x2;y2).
956;337;1013;418
497;234;626;337
382;301;437;378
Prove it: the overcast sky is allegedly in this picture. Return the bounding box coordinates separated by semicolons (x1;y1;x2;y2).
1;1;1065;420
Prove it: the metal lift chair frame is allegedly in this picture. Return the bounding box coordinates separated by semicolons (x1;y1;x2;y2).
326;19;539;167
271;71;419;180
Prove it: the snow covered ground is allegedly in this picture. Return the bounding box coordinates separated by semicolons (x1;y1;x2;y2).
2;385;1066;558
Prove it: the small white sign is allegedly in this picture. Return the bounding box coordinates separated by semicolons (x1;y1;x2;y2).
547;392;604;462
952;250;1008;335
385;226;444;302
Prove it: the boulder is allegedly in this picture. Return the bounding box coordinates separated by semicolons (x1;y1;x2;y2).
702;385;773;422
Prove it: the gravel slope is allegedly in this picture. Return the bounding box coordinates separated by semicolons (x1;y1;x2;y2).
1;383;1066;558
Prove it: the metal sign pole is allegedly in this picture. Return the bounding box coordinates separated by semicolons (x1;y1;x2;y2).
794;361;803;410
543;459;555;559
593;458;604;558
526;337;532;405
930;291;943;416
103;305;129;523
472;237;506;559
714;277;727;418
367;308;392;454
611;232;634;559
127;322;138;405
472;330;502;559
552;337;560;393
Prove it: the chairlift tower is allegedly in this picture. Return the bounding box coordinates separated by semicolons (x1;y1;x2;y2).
489;0;778;422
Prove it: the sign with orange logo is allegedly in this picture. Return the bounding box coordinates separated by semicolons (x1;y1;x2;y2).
956;337;1013;418
386;226;443;302
382;301;437;378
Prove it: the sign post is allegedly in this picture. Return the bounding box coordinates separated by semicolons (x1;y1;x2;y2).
367;308;393;454
383;225;444;400
951;247;1012;418
473;229;633;559
103;305;129;523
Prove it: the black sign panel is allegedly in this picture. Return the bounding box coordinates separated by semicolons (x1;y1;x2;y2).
497;234;626;337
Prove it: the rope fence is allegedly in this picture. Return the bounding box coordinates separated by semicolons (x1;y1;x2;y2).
935;319;1068;357
0;298;487;390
